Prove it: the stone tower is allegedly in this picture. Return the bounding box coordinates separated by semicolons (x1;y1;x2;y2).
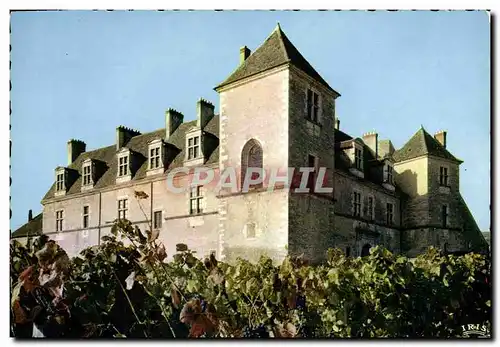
215;24;340;263
394;127;487;255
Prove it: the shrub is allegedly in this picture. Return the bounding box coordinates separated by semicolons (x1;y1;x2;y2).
11;219;491;338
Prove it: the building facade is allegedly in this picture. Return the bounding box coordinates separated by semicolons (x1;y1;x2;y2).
37;25;488;261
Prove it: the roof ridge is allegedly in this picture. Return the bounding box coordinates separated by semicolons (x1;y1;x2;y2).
216;26;337;93
128;127;164;139
419;127;430;154
274;23;291;62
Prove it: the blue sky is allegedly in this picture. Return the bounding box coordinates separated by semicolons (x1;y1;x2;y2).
10;10;490;231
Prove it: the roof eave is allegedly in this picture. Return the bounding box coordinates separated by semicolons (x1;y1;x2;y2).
214;62;290;92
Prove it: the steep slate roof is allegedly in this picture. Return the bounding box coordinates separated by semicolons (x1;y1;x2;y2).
333;128;405;197
11;213;43;238
216;24;339;95
42;115;219;201
334;128;353;143
378;139;395;159
458;194;489;252
393;127;462;163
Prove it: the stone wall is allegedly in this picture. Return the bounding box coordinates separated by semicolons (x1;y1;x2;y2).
334;215;401;256
217;67;290;263
221;190;289;264
394;156;430;227
42;170;220;260
287;67;337;263
427;156;460;228
333;171;401;255
288;194;335;263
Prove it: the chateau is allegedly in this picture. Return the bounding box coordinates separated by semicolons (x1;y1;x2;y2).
14;25;488;262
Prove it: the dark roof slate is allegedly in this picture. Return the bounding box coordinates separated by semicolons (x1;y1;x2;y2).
334;128;353;143
11;213;43;238
42;115;219;201
393;127;462;163
216;24;338;95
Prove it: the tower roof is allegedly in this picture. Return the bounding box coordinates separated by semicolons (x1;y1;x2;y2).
393;127;462;163
215;24;339;95
11;213;43;239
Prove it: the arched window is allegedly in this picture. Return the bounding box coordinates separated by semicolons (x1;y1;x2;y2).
345;246;351;257
241;139;263;190
361;243;371;257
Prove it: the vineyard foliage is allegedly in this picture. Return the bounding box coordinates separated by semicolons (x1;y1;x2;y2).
11;214;491;338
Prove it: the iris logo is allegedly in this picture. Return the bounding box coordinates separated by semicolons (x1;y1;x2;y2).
460;324;490;338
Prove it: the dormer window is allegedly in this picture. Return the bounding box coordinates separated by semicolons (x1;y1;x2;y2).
56;172;65;191
147;139;166;176
184;128;204;167
188;136;200;160
116;149;132;183
354;148;363;170
83;165;91;185
387;165;393;184
118;155;129;177
348;142;364;179
382;160;396;191
54;167;69;197
82;160;93;186
150;147;160;169
384;163;394;184
81;159;103;192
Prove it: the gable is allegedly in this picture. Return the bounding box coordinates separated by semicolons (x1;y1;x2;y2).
216;25;338;95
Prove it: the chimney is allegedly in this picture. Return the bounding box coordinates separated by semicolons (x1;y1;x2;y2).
434;130;447;148
240;46;251;65
335;118;340;130
116;126;141;150
165;108;184;141
362;131;378;158
197;98;215;129
67;139;86;165
28;209;33;221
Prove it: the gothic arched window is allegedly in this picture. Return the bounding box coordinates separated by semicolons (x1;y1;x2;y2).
241;139;263;191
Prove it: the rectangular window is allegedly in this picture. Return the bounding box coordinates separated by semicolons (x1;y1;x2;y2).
367;196;374;220
442;205;448;227
189;186;204;214
56;210;64;232
83;165;92;186
439;166;449;186
354;148;362;170
386;203;394;226
150;147;161;169
118;199;128;220
83;205;89;228
153;210;162;229
307;155;318;191
246;222;256;239
386;165;393;184
56;173;65;191
353;192;361;217
119;156;129;176
187;136;200;160
306;89;320;122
